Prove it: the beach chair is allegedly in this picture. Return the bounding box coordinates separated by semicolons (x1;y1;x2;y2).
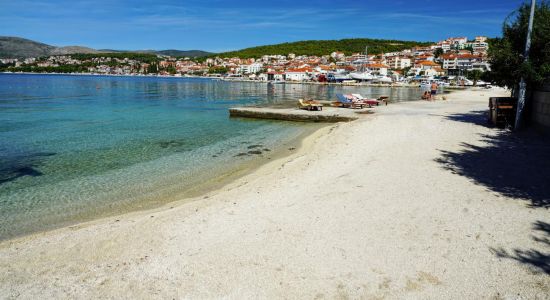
298;99;323;111
352;94;380;107
335;94;364;109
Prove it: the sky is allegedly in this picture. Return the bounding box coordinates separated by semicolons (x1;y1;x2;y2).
0;0;525;52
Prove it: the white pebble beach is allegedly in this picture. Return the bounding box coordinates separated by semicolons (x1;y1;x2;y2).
1;88;549;299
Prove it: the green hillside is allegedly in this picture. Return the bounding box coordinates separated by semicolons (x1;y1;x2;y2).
217;38;433;58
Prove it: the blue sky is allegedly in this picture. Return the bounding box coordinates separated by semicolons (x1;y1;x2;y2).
0;0;524;52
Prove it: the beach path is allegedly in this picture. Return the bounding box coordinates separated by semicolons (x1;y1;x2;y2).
1;88;549;299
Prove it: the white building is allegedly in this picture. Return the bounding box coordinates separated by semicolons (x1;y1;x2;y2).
238;63;263;74
285;67;313;81
441;54;458;70
367;63;389;76
386;56;411;70
456;54;482;71
330;51;345;61
447;37;468;49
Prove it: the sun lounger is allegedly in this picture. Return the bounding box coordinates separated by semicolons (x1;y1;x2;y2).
335;94;365;109
351;94;380;107
298;99;323;111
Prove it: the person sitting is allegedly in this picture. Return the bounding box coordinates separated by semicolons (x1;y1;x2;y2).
421;91;430;100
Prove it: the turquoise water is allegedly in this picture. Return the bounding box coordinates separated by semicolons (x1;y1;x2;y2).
0;74;420;240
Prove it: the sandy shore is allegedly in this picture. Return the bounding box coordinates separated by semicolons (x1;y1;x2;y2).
1;88;549;299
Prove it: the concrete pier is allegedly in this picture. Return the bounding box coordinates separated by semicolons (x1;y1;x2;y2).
229;107;363;122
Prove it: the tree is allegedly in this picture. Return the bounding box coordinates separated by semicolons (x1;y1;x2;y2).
166;65;177;75
147;63;158;74
402;66;412;76
434;48;444;58
467;69;483;86
208;66;228;74
487;1;550;93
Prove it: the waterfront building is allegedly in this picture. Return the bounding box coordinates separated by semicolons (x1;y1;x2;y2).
285;67;313;81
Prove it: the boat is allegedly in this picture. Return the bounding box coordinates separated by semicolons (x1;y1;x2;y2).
371;75;392;83
349;72;374;81
349;46;374;82
327;72;351;83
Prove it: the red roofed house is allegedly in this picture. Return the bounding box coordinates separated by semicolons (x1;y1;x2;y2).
441;54;458;70
285;67;313;81
416;60;441;69
416;61;444;76
457;54;483;70
367;63;390;76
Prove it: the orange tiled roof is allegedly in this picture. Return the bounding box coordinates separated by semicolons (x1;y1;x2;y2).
367;63;390;68
286;67;313;73
418;61;440;66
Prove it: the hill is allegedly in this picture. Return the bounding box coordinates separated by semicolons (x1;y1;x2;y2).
0;36;56;58
98;49;213;57
156;49;212;57
216;38;432;58
50;46;100;55
0;36;213;58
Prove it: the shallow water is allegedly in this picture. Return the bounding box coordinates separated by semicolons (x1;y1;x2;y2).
0;74;422;239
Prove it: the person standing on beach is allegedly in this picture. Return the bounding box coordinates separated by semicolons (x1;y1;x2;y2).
430;82;438;101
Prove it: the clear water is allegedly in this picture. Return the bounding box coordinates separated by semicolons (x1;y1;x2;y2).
0;74;421;240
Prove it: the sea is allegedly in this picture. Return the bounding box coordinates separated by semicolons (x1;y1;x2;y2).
0;73;421;240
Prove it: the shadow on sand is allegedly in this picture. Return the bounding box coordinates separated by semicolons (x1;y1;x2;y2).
491;221;550;275
436;110;550;274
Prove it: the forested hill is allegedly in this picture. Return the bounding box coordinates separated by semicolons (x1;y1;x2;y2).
217;38;433;58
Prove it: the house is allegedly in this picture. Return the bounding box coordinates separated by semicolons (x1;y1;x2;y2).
330;51;346;61
441;53;485;74
237;63;263;74
386;56;411;70
472;61;491;72
366;63;390;76
415;54;435;63
266;72;285;81
456;54;483;71
285;67;313;81
447;37;468;49
314;65;333;74
468;37;489;54
412;46;432;55
441;54;458;70
416;60;441;71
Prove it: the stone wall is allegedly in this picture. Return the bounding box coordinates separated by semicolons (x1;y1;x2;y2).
531;81;550;130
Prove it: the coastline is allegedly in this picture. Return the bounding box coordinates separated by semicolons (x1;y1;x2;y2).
2;87;548;298
0;120;325;241
1;121;332;243
1;72;473;89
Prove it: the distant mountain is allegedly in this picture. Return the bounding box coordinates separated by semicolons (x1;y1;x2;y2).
216;38;433;58
155;49;211;57
0;36;213;58
0;36;56;58
50;46;100;55
99;49;212;57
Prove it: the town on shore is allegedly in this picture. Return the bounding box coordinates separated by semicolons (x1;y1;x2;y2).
1;36;490;86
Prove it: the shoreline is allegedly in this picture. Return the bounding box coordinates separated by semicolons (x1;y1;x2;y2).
0;121;326;242
0;72;474;89
2;88;547;299
0;122;333;244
